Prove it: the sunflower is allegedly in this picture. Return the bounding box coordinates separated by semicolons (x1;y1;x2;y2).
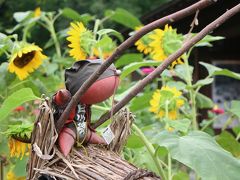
8;43;47;80
34;7;41;17
67;22;94;60
149;25;184;67
7;170;25;180
8;138;30;159
135;26;153;55
149;86;184;120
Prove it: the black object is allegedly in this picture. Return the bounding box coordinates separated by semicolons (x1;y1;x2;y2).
65;59;117;95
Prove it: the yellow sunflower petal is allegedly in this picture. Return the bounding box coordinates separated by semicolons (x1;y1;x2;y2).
67;22;88;60
8;44;47;80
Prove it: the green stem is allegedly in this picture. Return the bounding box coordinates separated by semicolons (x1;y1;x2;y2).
22;25;30;42
184;57;198;130
90;19;100;57
236;131;240;141
49;21;61;58
221;115;233;131
92;105;109;111
168;153;172;180
132;124;166;179
165;100;169;130
201;118;215;131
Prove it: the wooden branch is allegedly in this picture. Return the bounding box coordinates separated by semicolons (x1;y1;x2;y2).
93;3;240;129
56;0;216;133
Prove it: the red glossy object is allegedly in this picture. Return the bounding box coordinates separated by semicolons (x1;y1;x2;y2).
58;127;76;156
54;89;71;106
80;76;119;104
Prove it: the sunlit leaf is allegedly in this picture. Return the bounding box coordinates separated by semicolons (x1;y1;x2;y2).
173;171;189;180
168;118;191;133
126;134;144;148
216;131;240;158
195;35;224;47
105;8;141;29
13;11;32;22
120;61;160;79
154;131;240;180
95;35;113;48
200;62;240;80
228;100;240;118
0;88;40;122
62;8;94;25
174;64;193;83
97;28;123;42
196;92;214;109
130;92;153;111
166;81;186;90
115;53;143;68
193;78;214;88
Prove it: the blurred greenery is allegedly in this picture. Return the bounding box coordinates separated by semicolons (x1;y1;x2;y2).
0;0;170;30
1;1;240;179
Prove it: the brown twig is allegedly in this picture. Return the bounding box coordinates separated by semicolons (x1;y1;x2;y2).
56;0;216;133
184;9;200;42
93;3;240;129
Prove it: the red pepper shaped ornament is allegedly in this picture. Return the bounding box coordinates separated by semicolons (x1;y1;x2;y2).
54;59;120;156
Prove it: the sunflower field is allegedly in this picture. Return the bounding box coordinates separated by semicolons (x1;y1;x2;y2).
1;2;240;180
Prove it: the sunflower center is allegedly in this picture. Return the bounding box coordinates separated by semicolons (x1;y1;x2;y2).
13;51;35;68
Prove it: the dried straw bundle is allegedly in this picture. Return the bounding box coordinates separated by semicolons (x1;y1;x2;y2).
26;99;160;180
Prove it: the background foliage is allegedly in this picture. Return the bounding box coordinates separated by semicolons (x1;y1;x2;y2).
1;1;240;180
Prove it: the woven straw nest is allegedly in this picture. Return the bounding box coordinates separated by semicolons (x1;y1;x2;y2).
26;99;160;180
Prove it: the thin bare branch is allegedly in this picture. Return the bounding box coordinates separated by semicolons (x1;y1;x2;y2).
56;0;217;133
93;3;240;129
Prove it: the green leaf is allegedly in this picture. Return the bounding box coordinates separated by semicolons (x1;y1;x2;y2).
14;157;28;176
120;61;160;79
62;8;93;25
62;8;81;20
97;29;123;42
173;171;189;180
130;147;159;174
155;131;240;180
196;92;214;109
174;64;193;83
3;123;33;138
0;88;40;122
214;69;240;80
95;35;113;48
193;78;214;88
13;11;32;22
200;62;240;80
195;35;224;47
115;53;143;68
0;33;14;55
130;92;153;111
229;100;240;118
115;83;136;102
45;63;58;76
168;118;191;133
166;81;186;90
126;134;144;148
233;127;240;136
216;131;240;158
106;8;141;29
155;146;168;159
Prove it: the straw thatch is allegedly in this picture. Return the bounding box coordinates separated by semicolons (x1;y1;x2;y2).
26;99;160;180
